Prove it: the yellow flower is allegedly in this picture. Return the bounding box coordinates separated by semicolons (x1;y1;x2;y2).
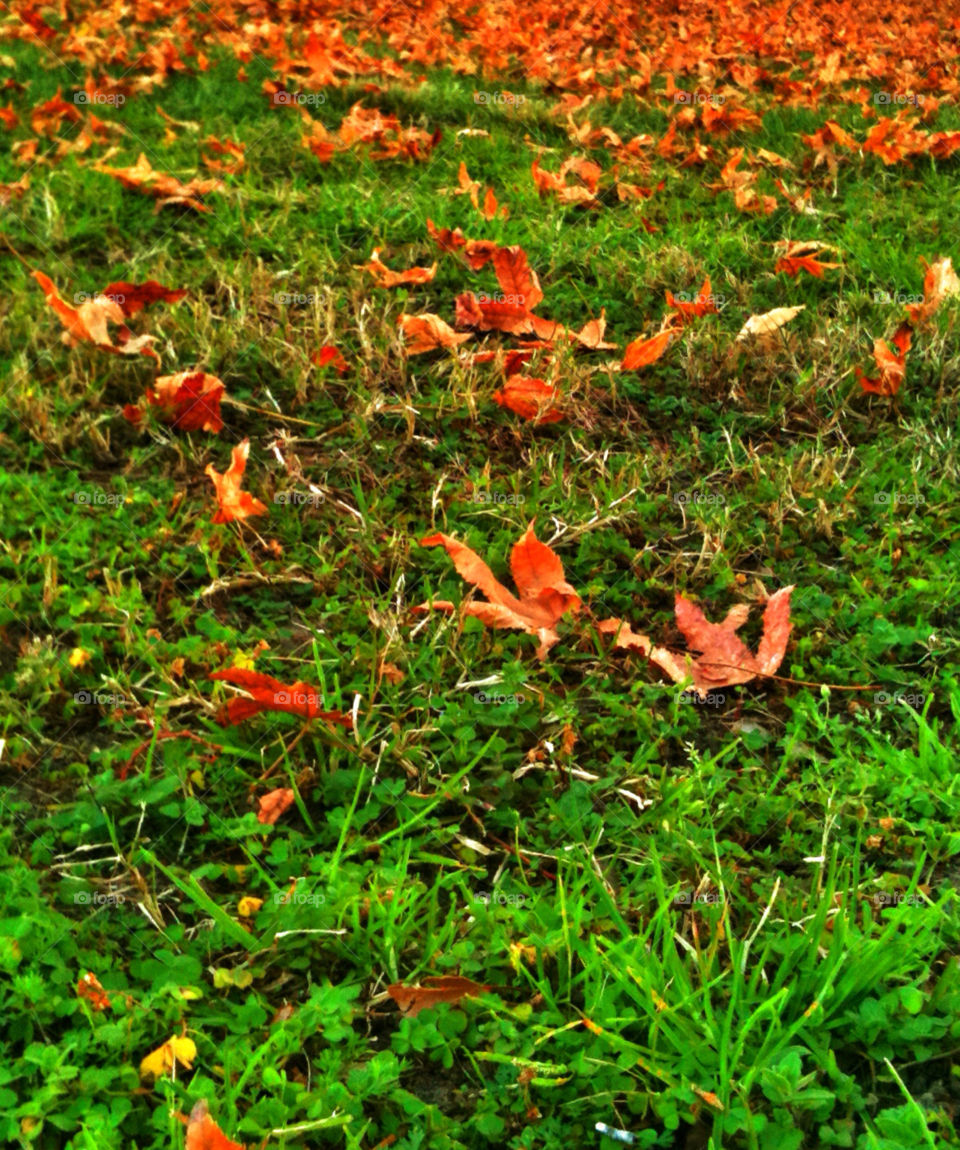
237;897;263;917
69;648;92;668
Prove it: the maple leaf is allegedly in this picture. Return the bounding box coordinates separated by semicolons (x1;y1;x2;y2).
143;372;226;433
94;153;224;212
398;313;473;355
256;787;296;825
417;522;581;659
492;376;564;424
773;241;841;278
530;158;600;206
208;667;353;727
98;280;188;317
32;271;158;360
602;588;795;697
665;276;718;322
185;1100;244;1150
571;309;618;350
856;323;912;397
387;975;492;1018
904;256;960;325
204;440;268;524
358;249;437;287
426;218;468;253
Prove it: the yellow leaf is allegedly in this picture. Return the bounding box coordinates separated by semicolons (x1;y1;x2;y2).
139;1035;197;1079
237;897;264;917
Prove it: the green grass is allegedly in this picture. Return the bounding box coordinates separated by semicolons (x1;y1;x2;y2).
2;19;960;1150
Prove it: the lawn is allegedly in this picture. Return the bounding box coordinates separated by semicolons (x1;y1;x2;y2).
1;1;960;1147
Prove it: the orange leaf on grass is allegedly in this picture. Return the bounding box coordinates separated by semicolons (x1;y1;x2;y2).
600;587;794;698
256;788;295;826
201;136;245;174
387;975;492;1018
426;217;467;253
185;1100;244;1150
855;322;912;397
398;313;473;355
492;376;564;424
416;522;581;659
141;372;225;433
904;256;960;325
359;249;437;287
209;667;354;728
312;344;350;373
94;152;224;212
32;271;158;360
622;314;683;370
204;440;268;524
98;280;188;317
665;276;718;322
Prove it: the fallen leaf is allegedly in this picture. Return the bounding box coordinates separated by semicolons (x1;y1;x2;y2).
209;667;354;727
256;788;295;825
735;305;805;342
185;1100;244;1150
492;376;564;424
417;522;581;659
204;440;268;524
856;322;912;396
398;313;473;355
312;344;350;373
387;975;492;1017
77;972;111;1011
359;249;437;287
98;279;188;316
94;152;224;211
144;372;226;433
32;271;158;360
905;256;960;325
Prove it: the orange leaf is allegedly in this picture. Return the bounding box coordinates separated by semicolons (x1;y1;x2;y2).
387;975;492;1017
32;271;159;360
856;322;912;397
905;256;960;325
417;523;581;659
77;972;111;1011
665;276;718;321
359;249;437;287
185;1100;244;1150
622;324;678;370
97;280;188;317
144;372;225;433
256;788;295;825
209;667;353;727
492;376;564;424
398;313;473;355
94;153;224;212
312;344;350;374
204;440;268;524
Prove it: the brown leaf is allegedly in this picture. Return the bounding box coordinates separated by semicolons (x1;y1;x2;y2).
387;975;492;1017
398;313;473;355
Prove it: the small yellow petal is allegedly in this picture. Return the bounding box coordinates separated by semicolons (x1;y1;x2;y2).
139;1035;197;1079
238;897;264;918
69;648;92;668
